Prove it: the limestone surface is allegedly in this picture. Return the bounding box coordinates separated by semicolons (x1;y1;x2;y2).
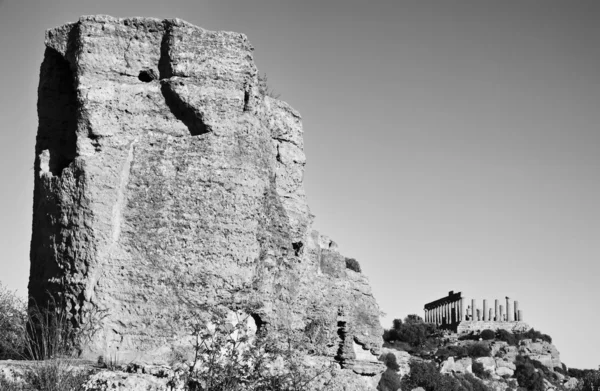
30;15;383;388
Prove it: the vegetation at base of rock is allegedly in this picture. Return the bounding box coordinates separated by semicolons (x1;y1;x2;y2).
0;282;27;359
0;359;91;391
175;302;337;391
382;315;438;348
401;361;492;391
0;285;105;361
344;258;361;273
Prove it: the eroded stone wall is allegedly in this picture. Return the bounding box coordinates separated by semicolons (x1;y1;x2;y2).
30;15;383;388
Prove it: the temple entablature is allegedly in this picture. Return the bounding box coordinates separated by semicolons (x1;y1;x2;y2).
424;291;529;333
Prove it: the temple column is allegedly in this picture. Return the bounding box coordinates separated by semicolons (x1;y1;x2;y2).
482;299;488;321
499;305;504;321
436;306;440;325
460;297;466;321
506;298;514;321
471;299;476;321
494;299;499;321
514;301;519;321
518;310;523;321
444;303;448;325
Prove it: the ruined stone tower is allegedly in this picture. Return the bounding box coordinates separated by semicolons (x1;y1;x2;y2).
29;15;383;388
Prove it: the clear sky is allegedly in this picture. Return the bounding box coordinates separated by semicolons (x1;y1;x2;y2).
1;0;599;369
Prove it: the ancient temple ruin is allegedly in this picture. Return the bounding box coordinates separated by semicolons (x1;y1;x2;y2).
424;291;528;333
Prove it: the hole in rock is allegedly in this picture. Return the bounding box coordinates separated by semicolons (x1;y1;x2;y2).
138;69;157;82
292;242;303;256
250;313;265;334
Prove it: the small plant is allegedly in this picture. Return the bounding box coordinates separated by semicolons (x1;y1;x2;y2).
258;73;280;99
23;359;90;391
0;282;27;359
480;329;495;340
344;258;361;273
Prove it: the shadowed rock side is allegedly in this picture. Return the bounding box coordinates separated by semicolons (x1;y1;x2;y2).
30;15;384;389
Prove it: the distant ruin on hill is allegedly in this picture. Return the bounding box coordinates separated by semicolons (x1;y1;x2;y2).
424;291;529;334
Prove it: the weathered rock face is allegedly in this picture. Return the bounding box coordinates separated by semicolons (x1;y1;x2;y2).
30;15;383;387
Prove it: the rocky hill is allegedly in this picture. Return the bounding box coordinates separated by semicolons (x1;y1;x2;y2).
377;318;590;391
27;15;384;389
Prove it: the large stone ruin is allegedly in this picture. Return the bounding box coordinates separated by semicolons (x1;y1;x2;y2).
424;291;530;333
29;15;384;388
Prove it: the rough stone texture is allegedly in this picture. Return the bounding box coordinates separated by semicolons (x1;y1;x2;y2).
29;15;383;388
517;339;562;370
440;356;472;374
457;321;530;334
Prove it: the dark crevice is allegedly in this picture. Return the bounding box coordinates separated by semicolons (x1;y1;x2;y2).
138;69;157;82
292;242;303;256
88;132;101;152
334;319;347;363
36;47;78;176
158;24;173;80
160;82;210;136
243;89;250;112
250;313;265;334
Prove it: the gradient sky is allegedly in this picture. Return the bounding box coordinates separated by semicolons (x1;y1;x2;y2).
1;0;599;369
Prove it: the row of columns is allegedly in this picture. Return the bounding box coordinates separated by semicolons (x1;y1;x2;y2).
424;297;523;325
424;298;463;326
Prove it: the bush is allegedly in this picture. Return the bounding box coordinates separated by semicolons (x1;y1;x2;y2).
0;284;27;359
435;345;468;361
383;315;437;347
472;361;489;379
177;304;337;391
382;352;400;371
378;368;402;391
520;328;552;344
400;361;493;391
345;258;361;273
480;329;495;341
467;343;491;358
568;367;596;379
24;360;91;391
496;329;518;345
578;370;600;391
514;356;546;391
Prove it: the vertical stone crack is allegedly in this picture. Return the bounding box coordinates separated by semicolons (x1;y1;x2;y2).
157;22;211;136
